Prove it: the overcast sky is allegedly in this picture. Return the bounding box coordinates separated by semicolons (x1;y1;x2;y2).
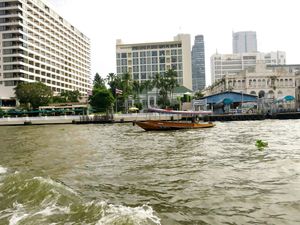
46;0;299;85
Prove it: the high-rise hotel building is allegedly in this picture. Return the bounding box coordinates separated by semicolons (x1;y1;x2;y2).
0;0;91;106
116;34;192;90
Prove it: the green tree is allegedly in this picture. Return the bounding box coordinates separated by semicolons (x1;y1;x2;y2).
120;72;133;112
106;73;122;98
193;90;204;99
158;81;169;107
51;95;67;103
61;90;81;102
0;108;5;117
89;88;114;113
93;73;106;89
15;82;52;109
152;73;161;105
165;69;179;103
106;73;123;112
132;80;143;102
141;80;153;108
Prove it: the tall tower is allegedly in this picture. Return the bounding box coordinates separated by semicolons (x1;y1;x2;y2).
191;35;206;91
0;0;91;107
232;31;257;53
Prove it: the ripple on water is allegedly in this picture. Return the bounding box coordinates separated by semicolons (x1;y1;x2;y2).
0;120;299;224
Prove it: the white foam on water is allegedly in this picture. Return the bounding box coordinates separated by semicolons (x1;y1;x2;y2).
9;202;29;225
7;201;71;224
96;203;161;225
33;177;78;195
33;205;70;216
0;166;7;174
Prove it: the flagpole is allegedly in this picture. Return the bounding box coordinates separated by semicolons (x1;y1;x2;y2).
115;95;118;113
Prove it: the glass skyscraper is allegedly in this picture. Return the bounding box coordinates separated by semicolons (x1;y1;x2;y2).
191;35;205;91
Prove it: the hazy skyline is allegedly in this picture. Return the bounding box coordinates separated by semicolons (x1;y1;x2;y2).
46;0;300;85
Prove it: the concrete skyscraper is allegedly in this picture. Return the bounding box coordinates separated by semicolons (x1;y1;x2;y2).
191;35;205;91
232;31;257;54
0;0;91;107
116;34;192;90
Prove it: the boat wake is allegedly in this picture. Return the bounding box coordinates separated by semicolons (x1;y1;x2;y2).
0;166;161;225
0;165;7;174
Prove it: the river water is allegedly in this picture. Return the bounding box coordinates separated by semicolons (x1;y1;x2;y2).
0;120;299;225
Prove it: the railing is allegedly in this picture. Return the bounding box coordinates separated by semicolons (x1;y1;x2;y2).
0;115;80;122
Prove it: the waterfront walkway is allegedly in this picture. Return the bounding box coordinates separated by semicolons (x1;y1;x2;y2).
0;113;178;126
1;112;300;126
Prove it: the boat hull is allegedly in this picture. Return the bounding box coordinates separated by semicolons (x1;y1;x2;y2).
135;120;215;131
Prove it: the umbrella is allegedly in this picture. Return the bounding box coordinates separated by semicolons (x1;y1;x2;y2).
129;107;139;112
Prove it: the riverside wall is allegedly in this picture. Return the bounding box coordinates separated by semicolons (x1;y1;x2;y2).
0;113;180;126
1;112;300;126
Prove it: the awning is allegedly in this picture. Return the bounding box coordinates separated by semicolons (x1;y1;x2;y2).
276;95;295;102
284;95;295;101
216;98;233;105
129;107;139;112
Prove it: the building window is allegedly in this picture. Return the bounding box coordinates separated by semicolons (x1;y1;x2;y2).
151;51;157;56
133;58;139;65
140;51;146;57
133;73;139;80
159;64;165;71
141;73;146;79
140;58;146;64
152;57;158;64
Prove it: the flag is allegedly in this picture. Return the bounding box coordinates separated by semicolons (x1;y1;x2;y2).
115;88;123;95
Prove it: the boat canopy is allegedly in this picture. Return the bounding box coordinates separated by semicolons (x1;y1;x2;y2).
148;107;212;115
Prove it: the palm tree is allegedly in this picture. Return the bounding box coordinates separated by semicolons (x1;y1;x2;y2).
165;69;179;104
141;80;153;108
158;75;169;107
106;73;122;112
93;73;106;89
121;72;133;113
152;73;161;106
132;80;140;100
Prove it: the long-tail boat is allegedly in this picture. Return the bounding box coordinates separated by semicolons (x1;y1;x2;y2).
135;107;215;131
135;120;215;131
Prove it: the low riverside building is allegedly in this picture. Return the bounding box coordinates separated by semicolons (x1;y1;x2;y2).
205;62;297;112
0;0;92;108
267;64;300;109
194;91;258;114
206;61;296;99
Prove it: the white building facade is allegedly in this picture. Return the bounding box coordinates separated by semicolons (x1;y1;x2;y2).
206;62;296;101
116;34;192;90
0;0;91;106
210;51;286;83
